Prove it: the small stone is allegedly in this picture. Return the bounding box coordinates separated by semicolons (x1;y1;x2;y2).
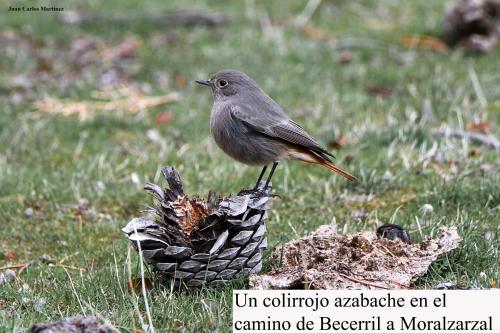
24;207;34;217
419;204;434;214
5;269;17;282
95;180;106;192
41;254;55;264
147;129;162;143
382;170;393;181
350;210;368;219
479;164;492;174
131;172;141;185
339;51;352;64
11;92;25;104
0;273;5;285
436;282;458;289
78;198;90;208
98;213;112;223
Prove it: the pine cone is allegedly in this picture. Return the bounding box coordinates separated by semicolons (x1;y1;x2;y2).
122;167;270;288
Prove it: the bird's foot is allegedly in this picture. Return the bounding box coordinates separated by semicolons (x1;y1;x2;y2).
238;188;258;196
238;181;273;198
252;182;274;199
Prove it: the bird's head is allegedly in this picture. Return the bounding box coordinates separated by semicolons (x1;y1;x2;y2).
196;69;259;101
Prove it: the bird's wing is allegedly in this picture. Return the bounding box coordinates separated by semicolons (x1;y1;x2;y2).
230;105;334;159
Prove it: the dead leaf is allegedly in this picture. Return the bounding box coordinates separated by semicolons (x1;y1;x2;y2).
172;319;184;332
36;57;54;73
302;25;327;40
339;51;352;64
175;74;187;88
367;86;393;96
250;225;461;289
156;112;174;125
401;35;449;53
327;135;347;149
66;198;95;218
128;277;153;294
6;251;16;261
468;121;492;134
100;36;140;62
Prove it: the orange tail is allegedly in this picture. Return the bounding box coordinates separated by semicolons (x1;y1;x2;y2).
319;159;357;181
287;146;357;181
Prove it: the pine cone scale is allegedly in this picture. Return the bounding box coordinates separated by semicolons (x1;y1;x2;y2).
123;167;271;288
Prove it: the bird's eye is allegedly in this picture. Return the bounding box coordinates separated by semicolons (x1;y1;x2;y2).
218;80;228;88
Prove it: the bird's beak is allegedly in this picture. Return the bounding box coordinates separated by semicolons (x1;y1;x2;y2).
195;79;210;86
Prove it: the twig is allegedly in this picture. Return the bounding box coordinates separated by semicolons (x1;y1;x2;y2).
339;273;389;289
380;245;396;258
434;128;500;149
59;252;79;265
387;279;408;288
19;264;28;276
52;264;86;272
0;263;28;271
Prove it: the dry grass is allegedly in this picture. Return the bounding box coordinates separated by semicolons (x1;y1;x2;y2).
0;0;498;331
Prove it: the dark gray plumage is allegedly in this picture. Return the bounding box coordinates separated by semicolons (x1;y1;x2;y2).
196;69;356;182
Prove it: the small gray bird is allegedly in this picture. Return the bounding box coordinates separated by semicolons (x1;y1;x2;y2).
196;69;356;189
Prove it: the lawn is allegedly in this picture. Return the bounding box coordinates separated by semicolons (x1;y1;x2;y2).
0;0;499;331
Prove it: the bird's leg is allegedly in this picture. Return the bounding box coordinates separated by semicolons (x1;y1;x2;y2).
239;165;268;196
253;165;268;190
264;162;279;189
254;162;278;223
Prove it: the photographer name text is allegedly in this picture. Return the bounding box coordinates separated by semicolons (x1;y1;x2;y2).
8;6;64;12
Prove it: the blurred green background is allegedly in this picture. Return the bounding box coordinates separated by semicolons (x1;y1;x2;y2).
0;0;499;331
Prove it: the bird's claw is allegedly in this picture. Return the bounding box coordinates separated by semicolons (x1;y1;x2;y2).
238;185;272;199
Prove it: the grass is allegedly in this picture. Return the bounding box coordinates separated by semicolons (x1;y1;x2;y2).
0;0;499;331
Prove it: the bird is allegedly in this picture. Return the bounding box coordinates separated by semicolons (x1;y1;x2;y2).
196;69;356;191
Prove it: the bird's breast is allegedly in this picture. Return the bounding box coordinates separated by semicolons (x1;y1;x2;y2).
210;106;247;161
210;104;284;165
